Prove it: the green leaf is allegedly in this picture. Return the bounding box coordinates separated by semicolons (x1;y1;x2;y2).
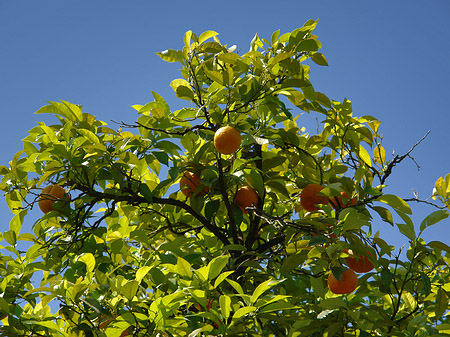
280;250;308;275
420;272;431;296
139;183;153;203
149;268;166;285
198;30;218;44
205;70;224;85
226;279;244;295
170;79;195;100
371;206;394;226
232;306;257;320
396;223;416;241
311;52;328;66
219;295;231;319
373;144;386;165
205;200;220;222
250;279;284;304
176;257;193;278
428;240;450;253
0;297;10;315
380;268;394;289
296;39;320;52
435;287;449;319
377;194;412;214
9;209;26;236
35;100;83;121
207;256;229;281
122;280;139;301
157;49;183;63
136;266;152;283
244;169;264;199
198;42;225;53
420;209;449;232
214;271;234;288
78;253;96;274
3;230;17;246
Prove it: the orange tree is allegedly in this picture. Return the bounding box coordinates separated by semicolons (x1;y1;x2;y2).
1;20;450;336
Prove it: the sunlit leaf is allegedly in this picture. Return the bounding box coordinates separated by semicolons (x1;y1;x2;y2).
377;194;412;214
420;209;449;232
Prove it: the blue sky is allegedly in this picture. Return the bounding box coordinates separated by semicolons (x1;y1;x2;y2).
1;1;450;250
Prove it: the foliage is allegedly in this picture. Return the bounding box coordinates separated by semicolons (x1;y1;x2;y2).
1;20;450;336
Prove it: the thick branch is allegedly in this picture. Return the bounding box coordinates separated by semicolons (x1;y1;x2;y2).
73;184;231;246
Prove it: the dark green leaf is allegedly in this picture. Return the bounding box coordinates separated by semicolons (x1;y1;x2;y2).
435;288;449;319
296;39;320;52
205;200;220;221
380;268;394;289
428;240;450;253
330;266;344;282
311;52;328;66
280;250;308;275
397;222;416;241
420;272;431;296
139;184;153;203
153;151;169;166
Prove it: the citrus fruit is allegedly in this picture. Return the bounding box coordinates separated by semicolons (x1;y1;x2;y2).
327;269;358;294
345;248;374;273
213;126;241;155
234;186;258;213
330;191;357;209
180;171;208;197
38;185;68;214
300;184;329;212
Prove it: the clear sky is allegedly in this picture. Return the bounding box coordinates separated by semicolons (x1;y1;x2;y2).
1;1;450;250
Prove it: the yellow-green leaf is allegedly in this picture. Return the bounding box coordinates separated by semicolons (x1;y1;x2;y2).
373;144;386;165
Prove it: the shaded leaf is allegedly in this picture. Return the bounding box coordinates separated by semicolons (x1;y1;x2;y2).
311;52;328;66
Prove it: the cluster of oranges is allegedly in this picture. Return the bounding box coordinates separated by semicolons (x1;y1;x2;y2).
38;125;373;296
179;125;259;214
299;183;357;212
299;183;375;295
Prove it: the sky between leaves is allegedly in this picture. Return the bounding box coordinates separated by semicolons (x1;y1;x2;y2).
1;0;450;250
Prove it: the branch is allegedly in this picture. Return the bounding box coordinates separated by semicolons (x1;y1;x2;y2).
113;120;211;136
73;184;231;246
380;131;430;186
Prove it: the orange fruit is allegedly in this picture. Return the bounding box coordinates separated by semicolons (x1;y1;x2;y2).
327;269;358;294
234;186;258;214
38;185;68;214
330;191;357;209
213;126;241;155
300;184;329;212
344;249;374;273
180;172;209;197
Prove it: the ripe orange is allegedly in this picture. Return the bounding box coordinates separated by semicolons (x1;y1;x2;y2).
300;184;329;212
330;191;357;209
234;186;258;214
38;185;68;214
345;249;374;273
327;269;358;295
213;126;241;155
180;171;209;197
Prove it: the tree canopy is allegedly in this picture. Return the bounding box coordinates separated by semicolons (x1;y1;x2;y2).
1;20;450;336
